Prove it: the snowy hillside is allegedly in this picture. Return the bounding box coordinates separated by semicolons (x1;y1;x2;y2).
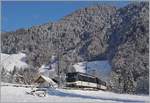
73;60;111;81
1;52;29;71
1;83;149;103
38;55;57;78
39;60;111;81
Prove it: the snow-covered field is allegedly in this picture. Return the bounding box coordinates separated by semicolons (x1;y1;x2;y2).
1;54;149;103
1;52;28;71
1;83;149;103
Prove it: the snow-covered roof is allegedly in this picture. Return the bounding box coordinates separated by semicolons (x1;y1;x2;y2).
35;75;57;86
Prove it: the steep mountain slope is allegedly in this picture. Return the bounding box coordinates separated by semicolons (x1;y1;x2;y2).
108;2;149;94
1;5;116;70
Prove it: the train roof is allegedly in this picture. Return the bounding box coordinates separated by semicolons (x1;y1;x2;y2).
67;72;97;78
67;72;106;83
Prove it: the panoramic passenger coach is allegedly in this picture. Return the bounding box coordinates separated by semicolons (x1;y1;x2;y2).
66;72;107;90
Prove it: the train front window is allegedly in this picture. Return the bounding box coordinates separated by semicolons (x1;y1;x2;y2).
66;73;78;82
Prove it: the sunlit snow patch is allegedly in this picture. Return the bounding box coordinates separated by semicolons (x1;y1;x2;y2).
73;60;111;81
1;52;29;71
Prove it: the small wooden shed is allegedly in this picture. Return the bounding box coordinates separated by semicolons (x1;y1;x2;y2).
34;75;57;88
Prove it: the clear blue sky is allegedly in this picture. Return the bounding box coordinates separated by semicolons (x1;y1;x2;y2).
1;1;130;32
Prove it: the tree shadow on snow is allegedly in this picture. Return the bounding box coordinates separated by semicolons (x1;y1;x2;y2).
47;89;146;103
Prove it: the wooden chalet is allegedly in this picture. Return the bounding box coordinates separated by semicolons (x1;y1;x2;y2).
34;75;57;88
